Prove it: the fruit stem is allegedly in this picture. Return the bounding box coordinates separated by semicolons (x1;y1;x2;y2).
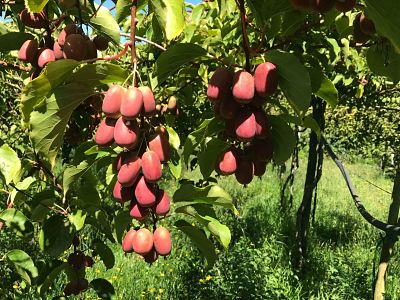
235;0;251;72
130;0;138;87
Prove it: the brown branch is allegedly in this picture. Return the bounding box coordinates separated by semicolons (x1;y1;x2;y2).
235;0;251;71
130;0;138;86
0;60;31;72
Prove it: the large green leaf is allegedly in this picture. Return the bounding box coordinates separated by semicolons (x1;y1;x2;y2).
90;6;121;43
68;210;87;231
173;183;237;213
25;0;48;13
0;144;21;184
70;63;129;86
38;262;67;295
91;278;116;300
366;45;400;83
365;0;400;52
155;43;207;86
92;240;115;269
0;32;34;53
115;0;148;24
269;115;296;164
175;220;217;267
39;215;74;257
6;250;38;285
20;59;80;123
198;138;230;179
150;0;185;40
267;50;311;115
0;208;33;237
308;68;338;108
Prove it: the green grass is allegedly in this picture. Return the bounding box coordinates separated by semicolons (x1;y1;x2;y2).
2;157;399;299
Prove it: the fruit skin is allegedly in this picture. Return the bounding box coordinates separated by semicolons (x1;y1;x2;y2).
67;251;86;269
148;128;171;163
353;13;370;44
167;96;177;111
310;0;335;13
130;201;149;220
117;155;141;187
359;12;376;35
219;96;240;120
86;40;98;59
251;94;268;109
207;67;233;102
252;137;273;162
63;34;88;61
232;71;255;103
93;35;109;51
120;87;143;119
254;62;279;97
143;248;158;263
234;109;256;141
216;148;238;175
20;9;48;29
334;0;356;12
134;176;157;207
291;0;310;10
114;117;139;149
141;150;162;183
64;280;80;296
113;181;134;203
132;228;154;255
139;86;156;116
235;156;254;185
253;160;267;177
122;229;136;253
153;227;172;256
153;190;170;216
95;118;116;147
102;85;125;118
18;40;38;63
58;24;83;46
38;49;56;68
53;42;64;60
253;109;270;139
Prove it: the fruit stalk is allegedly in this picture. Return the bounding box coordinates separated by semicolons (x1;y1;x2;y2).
235;0;251;72
130;0;138;86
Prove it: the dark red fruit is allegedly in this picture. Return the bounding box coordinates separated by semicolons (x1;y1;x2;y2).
219;97;240;120
353;13;370;44
251;94;268;108
207;67;233;102
63;34;87;61
360;12;376;35
53;42;64;60
58;24;83;46
310;0;335;13
132;228;153;255
139;86;156;116
224;119;236;138
84;256;94;267
67;251;85;269
143;248;158;263
153;190;170;216
130;201;149;220
232;71;255;103
253;160;267;177
86;40;97;59
95;118;116;147
18;40;38;63
291;0;310;10
234;109;256;141
254;62;278;97
148;128;171;163
102;84;125;118
114;117;139;149
252;138;273;162
77;278;88;292
113;181;134;203
235;157;254;185
141;150;162;183
118;155;141;187
93;35;109;51
120;87;143;119
122;229;136;253
38;49;55;68
216;148;238;175
253;109;270;139
335;0;356;12
64;280;80;296
134;176;157;207
19;9;48;29
153;227;172;256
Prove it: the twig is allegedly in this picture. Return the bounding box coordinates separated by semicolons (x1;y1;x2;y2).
235;0;251;71
120;33;166;51
0;60;31;72
130;1;138;87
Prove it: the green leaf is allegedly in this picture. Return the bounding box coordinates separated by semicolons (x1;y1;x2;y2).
92;240;115;269
38;262;67;295
0;208;34;237
168;150;182;179
269;115;296;164
183;118;225;164
70;63;129;86
366;44;400;83
155;43;207;86
39;215;74;257
0;144;21;184
25;0;49;13
0;32;34;53
198;138;230;179
364;0;400;52
113;211;131;244
308;68;338;108
174;183;237;214
166;126;180;149
90;6;121;43
116;0;148;23
150;0;185;40
20;59;80;123
30;190;55;222
6;250;38;285
267;50;311;115
91;278;116;300
68;210;87;231
175;220;217;267
303;115;321;139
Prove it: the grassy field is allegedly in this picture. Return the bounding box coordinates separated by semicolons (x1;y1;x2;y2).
2;156;399;299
